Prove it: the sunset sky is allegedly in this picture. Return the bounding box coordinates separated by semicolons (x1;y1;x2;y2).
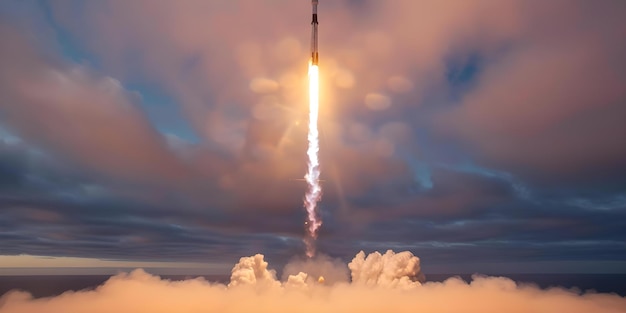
0;0;625;275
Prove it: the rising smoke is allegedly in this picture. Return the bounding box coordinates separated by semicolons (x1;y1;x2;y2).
2;250;625;313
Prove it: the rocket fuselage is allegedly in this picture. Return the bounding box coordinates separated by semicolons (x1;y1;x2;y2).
311;0;319;65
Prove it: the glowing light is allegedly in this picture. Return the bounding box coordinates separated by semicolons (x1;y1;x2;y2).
304;62;322;258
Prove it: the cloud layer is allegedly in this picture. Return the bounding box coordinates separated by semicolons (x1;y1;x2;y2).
2;251;625;313
0;0;624;271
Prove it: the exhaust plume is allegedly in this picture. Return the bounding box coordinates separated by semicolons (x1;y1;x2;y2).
303;62;322;258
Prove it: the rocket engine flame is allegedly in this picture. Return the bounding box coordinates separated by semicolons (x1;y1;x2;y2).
304;62;322;258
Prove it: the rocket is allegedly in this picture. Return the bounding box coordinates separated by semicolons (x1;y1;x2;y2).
311;0;319;65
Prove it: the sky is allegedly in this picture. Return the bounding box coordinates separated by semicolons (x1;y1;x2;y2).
0;0;625;275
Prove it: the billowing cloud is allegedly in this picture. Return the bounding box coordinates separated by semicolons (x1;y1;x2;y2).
2;251;625;313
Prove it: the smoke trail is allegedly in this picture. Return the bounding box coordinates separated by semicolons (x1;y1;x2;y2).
304;62;322;258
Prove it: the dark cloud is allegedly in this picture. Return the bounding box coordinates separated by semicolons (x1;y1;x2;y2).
0;0;624;272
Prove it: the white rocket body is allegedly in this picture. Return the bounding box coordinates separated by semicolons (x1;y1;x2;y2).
311;0;319;65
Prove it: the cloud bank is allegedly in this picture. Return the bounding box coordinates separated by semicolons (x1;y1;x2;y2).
2;251;625;313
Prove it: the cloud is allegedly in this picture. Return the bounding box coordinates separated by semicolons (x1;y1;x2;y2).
227;254;280;289
2;251;625;313
281;253;349;286
349;250;424;289
45;0;626;187
0;23;189;187
0;0;625;269
433;1;626;183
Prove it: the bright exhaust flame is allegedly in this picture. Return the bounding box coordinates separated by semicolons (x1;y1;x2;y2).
304;62;322;258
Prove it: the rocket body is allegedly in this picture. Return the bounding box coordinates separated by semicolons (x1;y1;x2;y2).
311;0;319;65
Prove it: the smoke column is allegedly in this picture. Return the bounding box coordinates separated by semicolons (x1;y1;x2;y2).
304;62;322;258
